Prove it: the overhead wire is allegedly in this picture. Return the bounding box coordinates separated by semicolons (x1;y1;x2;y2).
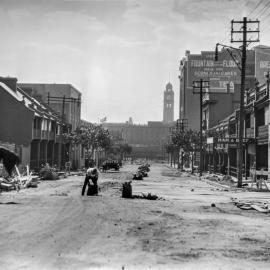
255;2;270;21
245;0;265;45
252;0;269;18
247;0;265;18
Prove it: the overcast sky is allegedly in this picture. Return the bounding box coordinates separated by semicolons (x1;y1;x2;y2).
1;0;270;123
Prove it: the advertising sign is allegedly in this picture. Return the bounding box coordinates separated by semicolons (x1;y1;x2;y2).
217;137;251;144
254;46;270;84
187;50;255;92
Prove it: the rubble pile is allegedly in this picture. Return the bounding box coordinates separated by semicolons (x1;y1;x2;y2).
231;198;270;213
39;164;60;180
0;164;39;192
0;147;70;193
133;163;150;180
132;193;162;200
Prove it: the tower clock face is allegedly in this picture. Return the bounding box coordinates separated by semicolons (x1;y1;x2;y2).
166;95;171;100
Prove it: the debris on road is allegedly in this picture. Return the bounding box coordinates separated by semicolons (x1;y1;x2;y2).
50;192;68;197
132;163;151;180
0;201;20;205
0;147;39;192
39;164;60;180
202;173;228;182
231;198;270;213
132;193;163;200
15;165;39;188
132;171;143;180
122;181;132;198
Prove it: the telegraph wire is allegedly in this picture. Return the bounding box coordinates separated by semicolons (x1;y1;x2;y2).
253;1;270;18
260;9;270;25
258;3;270;18
247;0;265;17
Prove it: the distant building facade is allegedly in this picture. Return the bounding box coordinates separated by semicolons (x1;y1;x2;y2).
102;121;174;159
163;82;174;123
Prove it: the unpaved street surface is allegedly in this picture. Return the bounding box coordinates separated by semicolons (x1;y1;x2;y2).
1;163;270;270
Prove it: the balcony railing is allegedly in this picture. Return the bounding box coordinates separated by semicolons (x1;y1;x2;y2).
246;86;268;105
257;88;268;101
48;131;55;141
41;130;49;140
32;129;41;140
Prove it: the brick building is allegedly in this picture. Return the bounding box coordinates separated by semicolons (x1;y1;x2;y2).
102;121;173;160
178;47;268;130
19;83;83;168
0;77;72;170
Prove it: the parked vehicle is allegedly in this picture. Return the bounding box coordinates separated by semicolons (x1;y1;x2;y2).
101;160;120;172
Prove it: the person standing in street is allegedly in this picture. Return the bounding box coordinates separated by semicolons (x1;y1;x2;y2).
82;167;99;196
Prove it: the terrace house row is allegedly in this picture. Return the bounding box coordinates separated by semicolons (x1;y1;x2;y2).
0;77;84;170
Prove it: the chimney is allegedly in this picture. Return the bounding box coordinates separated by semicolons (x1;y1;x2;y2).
0;77;17;92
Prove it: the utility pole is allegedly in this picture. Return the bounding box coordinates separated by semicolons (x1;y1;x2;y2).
47;95;81;170
193;79;210;177
58;96;66;170
231;17;259;187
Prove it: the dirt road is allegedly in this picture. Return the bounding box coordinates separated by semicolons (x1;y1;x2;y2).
1;163;270;270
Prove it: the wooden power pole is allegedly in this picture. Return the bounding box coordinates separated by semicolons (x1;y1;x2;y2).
231;17;259;187
193;79;210;177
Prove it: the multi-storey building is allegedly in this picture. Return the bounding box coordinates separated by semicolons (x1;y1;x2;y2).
204;78;270;178
0;77;72;170
18;83;83;168
19;83;81;130
179;46;270;131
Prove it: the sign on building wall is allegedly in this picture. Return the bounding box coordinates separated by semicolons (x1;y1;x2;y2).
255;46;270;84
186;50;254;92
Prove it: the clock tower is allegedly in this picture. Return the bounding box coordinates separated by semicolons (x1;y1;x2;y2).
163;82;174;123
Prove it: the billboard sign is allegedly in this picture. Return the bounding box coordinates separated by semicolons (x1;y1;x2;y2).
187;50;254;93
254;46;270;84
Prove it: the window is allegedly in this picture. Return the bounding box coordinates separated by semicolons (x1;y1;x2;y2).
41;119;47;131
48;121;52;131
56;124;61;135
33;117;40;129
245;114;251;128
